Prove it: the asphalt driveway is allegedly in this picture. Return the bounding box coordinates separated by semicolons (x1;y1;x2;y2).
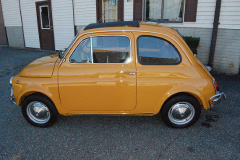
0;46;239;160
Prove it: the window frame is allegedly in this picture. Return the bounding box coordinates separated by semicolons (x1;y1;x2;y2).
39;5;51;29
137;35;182;65
143;0;185;23
102;0;118;22
69;35;132;65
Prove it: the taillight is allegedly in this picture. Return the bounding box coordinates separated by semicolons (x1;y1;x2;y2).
213;80;220;92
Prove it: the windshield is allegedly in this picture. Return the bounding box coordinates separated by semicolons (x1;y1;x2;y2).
59;35;78;59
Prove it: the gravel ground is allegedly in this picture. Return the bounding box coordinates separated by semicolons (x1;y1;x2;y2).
0;46;239;160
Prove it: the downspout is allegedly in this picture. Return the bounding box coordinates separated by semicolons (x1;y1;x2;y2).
71;0;76;35
208;0;221;68
19;0;26;48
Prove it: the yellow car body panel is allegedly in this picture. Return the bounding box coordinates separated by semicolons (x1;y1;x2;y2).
12;22;217;116
19;54;59;78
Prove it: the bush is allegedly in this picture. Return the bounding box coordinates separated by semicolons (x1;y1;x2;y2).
182;36;200;55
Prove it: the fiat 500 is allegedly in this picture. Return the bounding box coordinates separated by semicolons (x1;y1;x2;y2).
10;21;226;128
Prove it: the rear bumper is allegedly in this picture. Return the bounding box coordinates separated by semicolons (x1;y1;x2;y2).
209;92;226;108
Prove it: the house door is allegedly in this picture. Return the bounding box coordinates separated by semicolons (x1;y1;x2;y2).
36;1;55;50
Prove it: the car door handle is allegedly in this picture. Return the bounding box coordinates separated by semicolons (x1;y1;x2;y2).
121;72;136;75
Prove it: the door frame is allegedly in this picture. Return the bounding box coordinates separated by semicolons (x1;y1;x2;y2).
36;0;55;50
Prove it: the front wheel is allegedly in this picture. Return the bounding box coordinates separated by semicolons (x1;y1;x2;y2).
21;95;58;127
161;95;201;128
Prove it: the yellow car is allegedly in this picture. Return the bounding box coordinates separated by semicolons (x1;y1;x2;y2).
10;21;226;128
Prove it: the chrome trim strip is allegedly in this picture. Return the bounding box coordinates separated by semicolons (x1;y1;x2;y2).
121;72;136;75
65;112;153;115
90;37;93;63
65;29;193;65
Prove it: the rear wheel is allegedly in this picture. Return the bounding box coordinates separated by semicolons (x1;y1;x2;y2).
22;95;58;127
161;95;201;128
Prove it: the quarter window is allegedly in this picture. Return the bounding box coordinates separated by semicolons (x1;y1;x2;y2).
69;38;92;63
70;36;130;64
137;36;181;65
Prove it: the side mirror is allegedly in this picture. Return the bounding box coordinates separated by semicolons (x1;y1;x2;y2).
58;48;67;59
58;50;63;59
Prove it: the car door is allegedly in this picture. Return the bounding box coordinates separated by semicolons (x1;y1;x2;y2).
58;32;136;112
133;32;190;112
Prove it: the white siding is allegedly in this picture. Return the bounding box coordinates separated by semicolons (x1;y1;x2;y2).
165;0;216;28
124;0;133;21
20;0;44;48
219;0;240;29
52;0;75;50
163;0;240;29
1;0;22;26
74;0;96;25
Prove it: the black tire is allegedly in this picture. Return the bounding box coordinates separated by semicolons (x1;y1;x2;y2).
21;94;58;127
161;95;201;128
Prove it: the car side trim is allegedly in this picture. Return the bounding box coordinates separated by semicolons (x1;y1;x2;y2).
65;112;153;115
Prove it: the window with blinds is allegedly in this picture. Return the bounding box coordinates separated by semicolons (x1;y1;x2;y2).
102;0;118;22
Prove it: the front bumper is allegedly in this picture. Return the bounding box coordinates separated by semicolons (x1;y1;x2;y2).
10;77;17;105
209;92;226;108
10;86;17;104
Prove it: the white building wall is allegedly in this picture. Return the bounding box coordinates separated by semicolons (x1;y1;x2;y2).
1;0;21;26
164;0;240;30
74;0;96;26
20;0;45;49
51;0;75;50
164;0;216;29
219;0;240;29
124;0;133;21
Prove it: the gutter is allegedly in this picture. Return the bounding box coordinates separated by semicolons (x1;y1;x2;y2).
208;0;222;68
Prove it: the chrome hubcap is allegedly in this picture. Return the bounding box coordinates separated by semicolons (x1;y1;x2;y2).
168;102;195;125
26;101;50;124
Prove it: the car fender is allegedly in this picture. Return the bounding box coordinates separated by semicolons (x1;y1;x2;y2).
154;85;208;114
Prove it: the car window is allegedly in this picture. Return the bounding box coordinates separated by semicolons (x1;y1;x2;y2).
92;36;130;63
69;38;92;63
137;36;181;65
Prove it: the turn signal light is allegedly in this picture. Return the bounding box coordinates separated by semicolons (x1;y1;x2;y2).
213;80;220;92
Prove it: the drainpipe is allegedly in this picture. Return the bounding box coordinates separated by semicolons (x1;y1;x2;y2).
19;0;26;48
71;0;76;35
208;0;222;68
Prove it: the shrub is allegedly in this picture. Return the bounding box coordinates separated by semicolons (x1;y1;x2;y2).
182;36;200;55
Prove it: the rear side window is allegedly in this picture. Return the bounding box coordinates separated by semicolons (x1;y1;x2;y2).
137;36;181;65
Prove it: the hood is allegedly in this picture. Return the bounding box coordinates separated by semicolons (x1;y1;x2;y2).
19;53;59;78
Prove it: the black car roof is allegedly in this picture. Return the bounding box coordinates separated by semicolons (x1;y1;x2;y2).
84;21;140;30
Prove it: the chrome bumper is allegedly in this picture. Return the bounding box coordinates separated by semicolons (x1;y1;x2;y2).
10;77;17;105
209;92;226;108
10;86;17;104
